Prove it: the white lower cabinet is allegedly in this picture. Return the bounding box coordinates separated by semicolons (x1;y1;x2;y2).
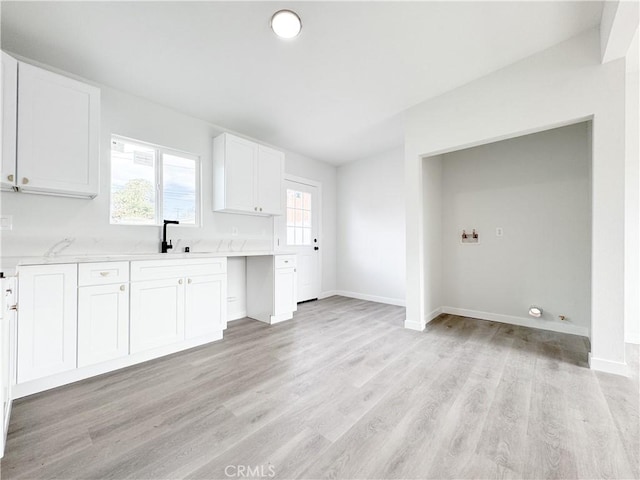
129;258;227;354
130;277;185;354
185;274;227;339
78;283;129;367
246;254;297;324
274;266;297;318
17;264;78;383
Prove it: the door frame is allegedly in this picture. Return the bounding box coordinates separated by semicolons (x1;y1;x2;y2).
275;174;323;299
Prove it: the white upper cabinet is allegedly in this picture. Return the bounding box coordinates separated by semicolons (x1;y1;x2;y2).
1;52;18;192
16;61;100;198
257;145;285;215
213;132;284;216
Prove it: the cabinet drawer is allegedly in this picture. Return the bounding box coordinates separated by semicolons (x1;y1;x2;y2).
79;262;129;286
274;255;296;269
130;258;227;282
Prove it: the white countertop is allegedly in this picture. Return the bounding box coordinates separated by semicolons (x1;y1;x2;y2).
0;251;295;277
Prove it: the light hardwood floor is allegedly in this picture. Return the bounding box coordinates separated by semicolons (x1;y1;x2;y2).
1;296;638;479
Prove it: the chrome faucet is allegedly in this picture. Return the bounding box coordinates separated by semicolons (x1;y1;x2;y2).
161;220;179;253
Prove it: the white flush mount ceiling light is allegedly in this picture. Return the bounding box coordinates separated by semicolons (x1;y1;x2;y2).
271;10;302;39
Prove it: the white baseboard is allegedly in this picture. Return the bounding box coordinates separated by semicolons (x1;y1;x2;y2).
227;310;247;322
441;306;590;337
625;330;640;345
334;290;405;307
589;353;629;376
404;319;425;331
318;290;338;300
425;307;443;324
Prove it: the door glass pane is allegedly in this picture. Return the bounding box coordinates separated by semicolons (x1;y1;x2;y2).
286;188;313;246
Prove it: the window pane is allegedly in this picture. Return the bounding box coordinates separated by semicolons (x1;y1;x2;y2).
294;191;303;209
287;227;295;245
303;192;311;211
163;153;197;224
303;228;311;245
295;209;303;227
110;139;157;225
287;207;295;227
295;227;303;244
303;210;311;228
287;189;296;209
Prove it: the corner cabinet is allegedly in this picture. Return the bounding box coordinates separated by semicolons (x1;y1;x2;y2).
1;51;100;198
212;132;284;216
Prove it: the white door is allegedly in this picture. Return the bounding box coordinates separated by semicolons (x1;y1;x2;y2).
17;264;78;383
185;274;226;339
77;283;129;367
130;278;185;353
278;179;321;302
17;62;100;196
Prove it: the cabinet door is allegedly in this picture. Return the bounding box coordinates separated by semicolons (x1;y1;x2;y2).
224;134;257;212
274;267;297;316
130;278;185;354
257;145;284;215
1;52;17;191
78;284;129;367
17;264;78;383
185;274;227;339
17;62;100;197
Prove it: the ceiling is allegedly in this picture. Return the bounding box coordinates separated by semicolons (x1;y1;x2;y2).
1;1;603;165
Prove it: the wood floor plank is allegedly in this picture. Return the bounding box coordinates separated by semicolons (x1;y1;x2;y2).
2;296;636;480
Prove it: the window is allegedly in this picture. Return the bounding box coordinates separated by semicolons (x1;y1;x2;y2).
110;136;200;226
286;188;311;245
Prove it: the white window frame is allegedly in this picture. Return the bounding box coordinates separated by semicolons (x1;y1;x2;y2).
110;135;202;227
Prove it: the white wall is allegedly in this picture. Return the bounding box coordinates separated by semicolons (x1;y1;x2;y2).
0;59;338;295
336;147;405;305
404;29;628;375
625;37;639;343
422;155;442;324
441;123;591;336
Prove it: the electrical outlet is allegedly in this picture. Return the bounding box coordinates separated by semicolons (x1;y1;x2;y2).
496;227;503;237
0;215;13;230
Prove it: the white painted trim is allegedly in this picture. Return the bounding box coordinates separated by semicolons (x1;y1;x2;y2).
441;306;590;337
625;334;640;345
284;174;321;189
334;290;405;307
318;290;338;300
227;311;247;322
279;174;323;301
425;307;443;324
12;331;223;399
404;319;425;331
270;312;294;324
589;353;629;376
